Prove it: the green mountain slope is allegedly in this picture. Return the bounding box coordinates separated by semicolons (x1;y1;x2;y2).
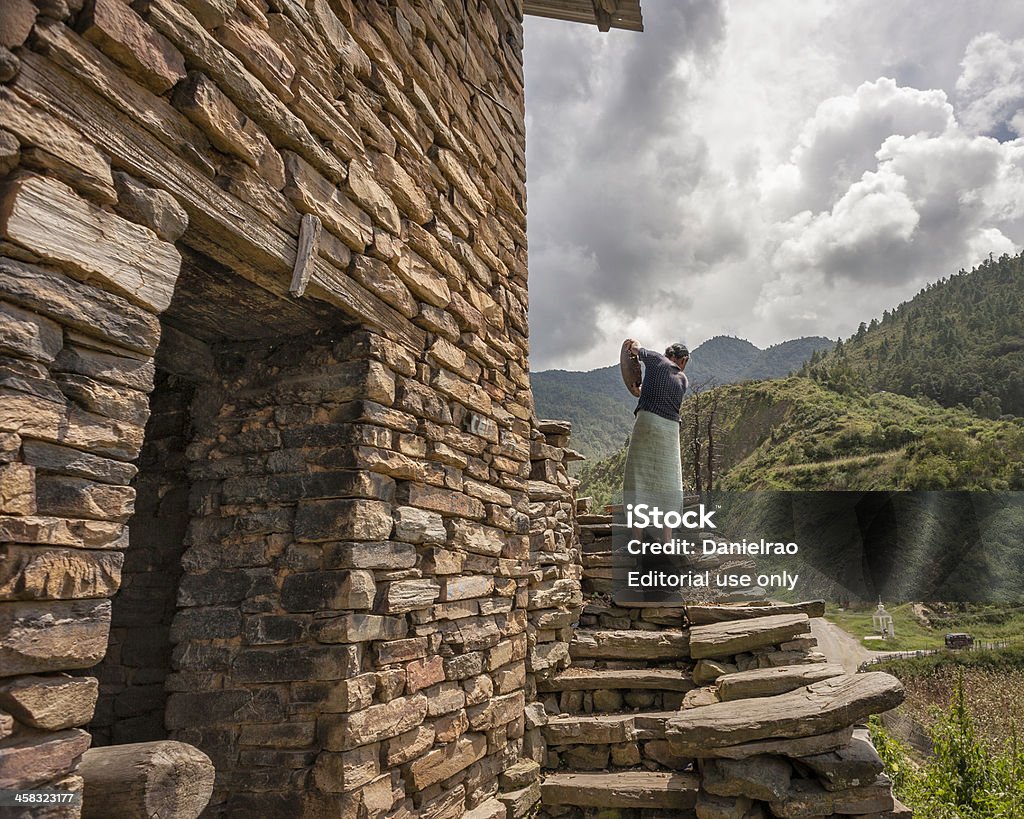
803;253;1024;417
707;378;1023;491
531;335;833;461
742;337;837;380
579;377;1024;506
529;366;633;463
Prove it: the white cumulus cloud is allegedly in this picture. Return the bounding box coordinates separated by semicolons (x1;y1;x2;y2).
525;1;1024;371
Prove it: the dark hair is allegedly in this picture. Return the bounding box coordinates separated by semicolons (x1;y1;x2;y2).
665;343;689;359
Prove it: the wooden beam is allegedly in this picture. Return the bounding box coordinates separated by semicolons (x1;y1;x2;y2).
523;0;643;32
290;213;321;297
13;43;425;352
79;741;215;819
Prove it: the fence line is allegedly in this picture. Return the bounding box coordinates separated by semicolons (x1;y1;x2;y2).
858;639;1017;671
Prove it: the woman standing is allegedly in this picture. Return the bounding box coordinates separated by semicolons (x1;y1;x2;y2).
621;339;690;536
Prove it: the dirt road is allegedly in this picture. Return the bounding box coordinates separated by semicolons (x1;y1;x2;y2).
810;617;892;672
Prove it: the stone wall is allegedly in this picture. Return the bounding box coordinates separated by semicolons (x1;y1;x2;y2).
0;0;586;816
526;420;583;683
91;363;198;747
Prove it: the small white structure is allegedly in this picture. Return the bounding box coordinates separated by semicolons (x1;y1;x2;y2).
872;601;895;639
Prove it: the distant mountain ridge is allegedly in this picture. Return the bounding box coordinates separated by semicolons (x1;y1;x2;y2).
531;334;834;460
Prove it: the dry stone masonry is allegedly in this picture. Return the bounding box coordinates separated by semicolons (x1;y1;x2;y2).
0;0;593;814
537;546;911;819
0;0;912;816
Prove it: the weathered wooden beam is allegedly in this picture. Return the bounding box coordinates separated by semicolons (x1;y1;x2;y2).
13;43;425;352
78;741;215;819
290;213;322;297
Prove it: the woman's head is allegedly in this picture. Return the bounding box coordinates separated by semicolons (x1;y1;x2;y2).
665;343;689;366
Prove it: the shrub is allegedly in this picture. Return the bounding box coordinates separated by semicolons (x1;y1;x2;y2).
871;671;1024;817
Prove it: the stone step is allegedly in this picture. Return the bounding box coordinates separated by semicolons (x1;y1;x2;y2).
634;711;678;740
543;713;635;745
538;668;695;693
666;672;905;757
570;629;690;661
541;771;700;810
543;687;686;717
585;601;688;626
582;551;740;570
717;662;846;701
685;600;826;625
688;613;810;659
543;711;678;745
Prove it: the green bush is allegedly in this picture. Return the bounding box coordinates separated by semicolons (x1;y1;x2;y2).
870;671;1024;817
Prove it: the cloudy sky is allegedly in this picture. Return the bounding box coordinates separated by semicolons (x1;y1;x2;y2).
523;0;1024;371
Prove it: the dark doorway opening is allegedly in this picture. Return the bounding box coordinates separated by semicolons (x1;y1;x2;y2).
89;247;347;747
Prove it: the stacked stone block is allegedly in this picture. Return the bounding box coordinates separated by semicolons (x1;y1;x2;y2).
0;0;579;815
667;612;909;818
90;367;197;747
526;419;584;681
0;164;181;813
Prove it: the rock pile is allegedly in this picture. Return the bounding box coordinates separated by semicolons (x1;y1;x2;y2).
539;602;910;819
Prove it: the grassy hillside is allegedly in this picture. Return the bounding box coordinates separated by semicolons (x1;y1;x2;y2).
579;376;1024;506
803;252;1024;417
706;378;1024;491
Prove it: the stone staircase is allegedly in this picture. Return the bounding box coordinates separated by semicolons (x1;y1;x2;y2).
536;585;912;818
536;596;700;814
579;507;762;602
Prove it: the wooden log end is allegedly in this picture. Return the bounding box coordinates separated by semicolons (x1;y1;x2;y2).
79;740;215;819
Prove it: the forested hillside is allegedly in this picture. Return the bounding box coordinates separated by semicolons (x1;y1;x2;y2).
802;253;1024;417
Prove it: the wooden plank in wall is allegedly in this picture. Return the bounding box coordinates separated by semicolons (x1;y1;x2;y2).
290;213;322;298
12;48;426;351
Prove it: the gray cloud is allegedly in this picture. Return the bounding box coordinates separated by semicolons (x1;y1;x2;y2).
956;33;1024;138
524;2;726;367
524;1;1024;371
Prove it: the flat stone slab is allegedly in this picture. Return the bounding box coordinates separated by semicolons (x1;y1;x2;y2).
849;797;912;818
571;629;690;660
633;711;678;740
687;727;855;760
717;663;846;701
688;614;810;659
538;668;695;693
541;771;700;810
769;774;895;817
666;672;903;755
686;601;825;625
543;714;635;745
799;727;885;791
695;790;750;819
703;755;792;802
